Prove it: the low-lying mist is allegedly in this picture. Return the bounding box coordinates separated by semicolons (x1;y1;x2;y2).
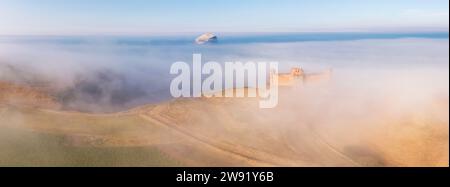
0;37;448;113
0;36;448;166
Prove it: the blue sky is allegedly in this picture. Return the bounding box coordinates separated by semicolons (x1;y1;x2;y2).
0;0;448;35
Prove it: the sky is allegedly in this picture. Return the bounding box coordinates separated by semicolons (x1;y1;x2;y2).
0;0;449;35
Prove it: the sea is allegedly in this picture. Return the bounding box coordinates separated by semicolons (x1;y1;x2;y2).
0;32;448;45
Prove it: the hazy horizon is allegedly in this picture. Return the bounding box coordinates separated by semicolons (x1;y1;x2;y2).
1;0;448;35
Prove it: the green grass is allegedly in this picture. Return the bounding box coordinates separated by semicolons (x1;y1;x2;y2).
0;123;183;167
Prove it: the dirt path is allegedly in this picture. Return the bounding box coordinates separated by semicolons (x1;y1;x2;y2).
138;113;275;166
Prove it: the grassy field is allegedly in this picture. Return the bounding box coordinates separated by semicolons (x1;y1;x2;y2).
0;128;181;166
0;106;182;167
0;92;448;166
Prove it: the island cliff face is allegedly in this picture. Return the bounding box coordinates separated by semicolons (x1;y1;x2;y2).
195;33;218;44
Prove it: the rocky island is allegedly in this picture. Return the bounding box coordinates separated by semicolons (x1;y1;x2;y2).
195;33;218;44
